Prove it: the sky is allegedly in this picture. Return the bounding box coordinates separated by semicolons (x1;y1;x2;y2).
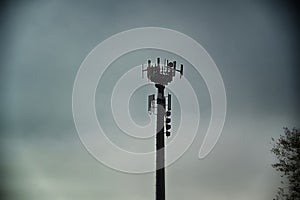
0;0;299;200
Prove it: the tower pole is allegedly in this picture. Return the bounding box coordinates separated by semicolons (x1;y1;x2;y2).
155;83;165;200
143;58;183;200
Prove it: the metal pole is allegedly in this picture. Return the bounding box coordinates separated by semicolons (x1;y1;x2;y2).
155;83;165;200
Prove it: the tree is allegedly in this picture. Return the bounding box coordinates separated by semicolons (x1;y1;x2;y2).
271;128;300;200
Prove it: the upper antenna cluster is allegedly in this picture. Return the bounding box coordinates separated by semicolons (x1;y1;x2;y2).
142;58;183;86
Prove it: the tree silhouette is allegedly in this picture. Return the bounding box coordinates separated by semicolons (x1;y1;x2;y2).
271;128;300;200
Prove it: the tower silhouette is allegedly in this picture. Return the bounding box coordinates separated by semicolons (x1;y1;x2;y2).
142;58;183;200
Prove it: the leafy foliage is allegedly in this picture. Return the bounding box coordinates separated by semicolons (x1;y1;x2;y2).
271;128;300;200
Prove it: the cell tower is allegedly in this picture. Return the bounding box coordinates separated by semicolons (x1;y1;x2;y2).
142;58;183;200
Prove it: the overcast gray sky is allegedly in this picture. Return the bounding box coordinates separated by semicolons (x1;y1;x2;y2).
0;0;299;200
